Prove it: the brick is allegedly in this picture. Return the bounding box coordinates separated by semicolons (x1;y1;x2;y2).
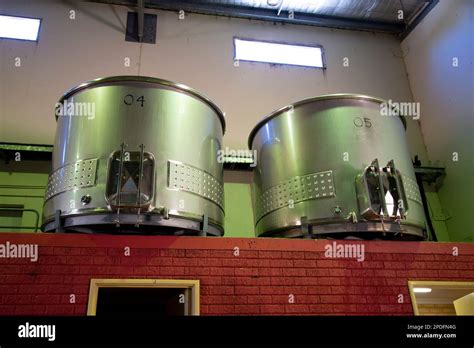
270;277;295;286
33;294;61;304
365;253;392;261
221;276;239;285
320;295;345;304
235;268;259;277
36;275;64;284
54;247;81;255
383;262;406;269
318;278;341;285
235;286;259;295
327;269;352;277
379;304;408;313
446;262;472;270
351;269;375;277
0;305;15;315
80;248;109;256
282;286;308;295
239;250;259;258
306;269;331;277
360;261;384;269
197;258;223;267
282;268;306;277
309;304;333;313
368;296;392;304
159;249;185;257
437;270;459;277
344;295;367;304
37;256;68;265
294;277;319;285
15;305;46;315
208;305;234;314
199;277;222;285
159;267;185;275
66;256;94;265
374;270;397;277
286;304;309;313
356;304;380;313
391;254;414;261
206;295;248;305
208;267;234;276
385;278;409;286
0;295;32;305
268;259;294;268
414;270;439;277
119;257;149;266
186;250;210;258
425;262;448;269
247;295;272;304
18;285;48;294
4;275;36;283
147;257;173;266
258;268;283;276
63;275;90;284
235;305;260;314
258;251;282;259
333;304;357;313
239;277;271;286
45;305;75;315
413;254;435;261
297;295;320;304
205;286;234;295
281;251;306;259
293;259;317;268
304;252;325;259
208;250;233;258
259;286;289;295
260;305;285;314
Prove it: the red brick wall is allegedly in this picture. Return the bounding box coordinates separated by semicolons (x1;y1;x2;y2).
0;233;472;316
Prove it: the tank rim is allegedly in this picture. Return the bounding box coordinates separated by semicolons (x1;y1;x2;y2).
248;93;407;148
56;75;226;133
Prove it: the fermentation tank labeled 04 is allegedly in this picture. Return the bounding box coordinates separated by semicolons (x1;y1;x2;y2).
42;76;225;235
248;94;426;239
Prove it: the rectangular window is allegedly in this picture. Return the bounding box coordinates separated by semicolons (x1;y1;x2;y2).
0;15;41;41
234;38;325;68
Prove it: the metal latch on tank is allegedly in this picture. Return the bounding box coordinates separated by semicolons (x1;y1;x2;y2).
355;159;409;222
105;143;155;226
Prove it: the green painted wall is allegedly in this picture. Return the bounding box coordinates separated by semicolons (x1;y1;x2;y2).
223;183;255;238
0;172;47;233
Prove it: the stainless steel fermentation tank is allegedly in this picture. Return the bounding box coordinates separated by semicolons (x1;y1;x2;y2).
42;76;225;235
249;94;426;239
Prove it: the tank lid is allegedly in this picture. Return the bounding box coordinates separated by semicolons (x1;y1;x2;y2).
248;93;407;148
57;76;226;133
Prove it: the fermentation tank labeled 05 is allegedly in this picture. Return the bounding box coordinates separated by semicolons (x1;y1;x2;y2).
249;94;426;239
42;76;225;235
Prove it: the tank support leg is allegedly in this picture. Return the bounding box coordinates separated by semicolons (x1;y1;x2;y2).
301;216;313;239
54;209;63;233
199;215;209;236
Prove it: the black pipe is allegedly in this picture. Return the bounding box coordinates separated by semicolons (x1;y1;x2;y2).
415;173;437;241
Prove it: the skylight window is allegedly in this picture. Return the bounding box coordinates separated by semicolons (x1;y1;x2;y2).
0;15;41;41
234;38;325;68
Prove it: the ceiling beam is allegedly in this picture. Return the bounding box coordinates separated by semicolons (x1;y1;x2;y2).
89;0;406;34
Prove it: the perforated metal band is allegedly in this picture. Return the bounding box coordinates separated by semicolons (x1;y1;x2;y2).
45;159;98;200
403;175;422;205
167;160;224;210
256;170;336;220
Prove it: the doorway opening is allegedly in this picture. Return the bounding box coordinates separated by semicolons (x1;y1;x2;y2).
87;279;199;316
